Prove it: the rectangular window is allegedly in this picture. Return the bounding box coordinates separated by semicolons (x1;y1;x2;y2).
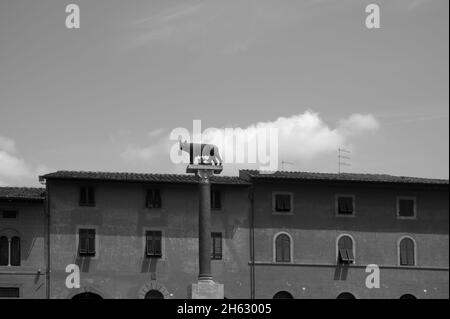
78;229;96;256
79;187;95;206
0;287;20;298
211;190;222;210
398;198;416;218
146;189;162;208
145;231;162;258
211;232;222;260
337;196;354;216
2;211;17;219
274;193;292;213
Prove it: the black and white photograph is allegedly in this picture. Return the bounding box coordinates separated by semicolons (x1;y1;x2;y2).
0;0;448;305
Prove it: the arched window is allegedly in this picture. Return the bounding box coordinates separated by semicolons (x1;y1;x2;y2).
400;294;417;299
337;235;355;264
399;237;415;266
273;291;294;299
0;235;20;266
10;237;20;266
337;292;356;299
72;292;103;299
145;290;164;299
275;233;291;262
0;237;8;266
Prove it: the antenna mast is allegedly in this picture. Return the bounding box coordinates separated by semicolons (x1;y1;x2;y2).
281;160;294;171
338;148;351;174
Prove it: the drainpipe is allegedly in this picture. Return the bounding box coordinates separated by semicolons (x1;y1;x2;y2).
45;181;51;299
249;185;255;299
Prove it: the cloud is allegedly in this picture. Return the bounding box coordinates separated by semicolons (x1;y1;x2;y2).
0;136;16;154
0;135;50;186
120;111;379;171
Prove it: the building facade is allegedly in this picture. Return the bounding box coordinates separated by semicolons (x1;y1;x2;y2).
240;170;449;299
0;187;46;299
0;169;448;299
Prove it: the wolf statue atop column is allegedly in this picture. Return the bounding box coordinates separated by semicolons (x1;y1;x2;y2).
179;138;223;166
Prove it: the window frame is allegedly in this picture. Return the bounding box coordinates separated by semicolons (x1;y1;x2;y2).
335;194;356;217
0;285;21;298
273;231;294;263
398;236;417;267
1;210;18;219
76;226;99;259
211;232;223;260
211;189;223;211
336;233;356;264
0;230;21;267
143;228;165;260
79;186;96;207
146;188;162;209
272;192;294;215
396;196;417;220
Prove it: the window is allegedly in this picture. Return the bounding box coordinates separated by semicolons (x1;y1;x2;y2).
0;235;20;266
273;193;292;213
397;197;416;219
0;287;20;298
338;235;354;264
275;233;291;262
145;290;164;299
79;186;95;206
145;231;162;258
336;195;355;216
399;237;415;266
211;232;222;260
78;229;96;257
0;237;8;266
337;292;356;299
2;211;17;219
146;189;162;208
273;291;294;299
211;190;222;210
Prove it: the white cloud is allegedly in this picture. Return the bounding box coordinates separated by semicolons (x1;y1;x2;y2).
121;111;379;171
0;135;49;186
0;136;16;153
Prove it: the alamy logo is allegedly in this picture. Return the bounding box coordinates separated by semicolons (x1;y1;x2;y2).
169;120;279;171
65;4;80;29
365;264;380;289
65;264;80;289
365;4;381;29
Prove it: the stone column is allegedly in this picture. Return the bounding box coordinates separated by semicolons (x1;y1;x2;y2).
197;170;212;281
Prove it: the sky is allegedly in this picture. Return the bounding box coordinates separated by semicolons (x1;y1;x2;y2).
0;0;448;186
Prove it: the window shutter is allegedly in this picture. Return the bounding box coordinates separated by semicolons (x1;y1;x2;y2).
87;187;95;205
399;199;414;217
214;191;221;209
339;248;349;262
283;196;291;212
211;233;222;259
406;240;414;265
10;237;20;266
79;187;87;205
0;237;8;266
154;233;162;256
153;190;162;208
275;234;290;262
87;230;96;255
146;190;153;208
78;229;88;254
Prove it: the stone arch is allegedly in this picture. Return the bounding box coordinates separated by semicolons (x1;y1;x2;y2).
138;281;170;299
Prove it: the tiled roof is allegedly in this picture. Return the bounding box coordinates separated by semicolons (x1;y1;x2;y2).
0;187;46;201
41;171;250;186
240;170;449;186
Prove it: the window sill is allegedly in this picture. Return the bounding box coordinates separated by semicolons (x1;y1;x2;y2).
272;211;294;216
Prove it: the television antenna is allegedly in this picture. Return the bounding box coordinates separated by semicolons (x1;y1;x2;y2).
281;160;295;171
338;148;351;174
